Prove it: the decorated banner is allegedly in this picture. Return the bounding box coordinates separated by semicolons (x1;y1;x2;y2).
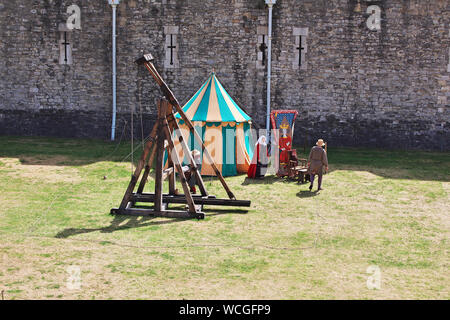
270;110;299;175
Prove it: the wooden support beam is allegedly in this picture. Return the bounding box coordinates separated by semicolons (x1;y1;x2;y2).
167;154;176;194
131;193;251;207
136;143;157;194
111;208;204;219
154;100;165;212
162;167;174;181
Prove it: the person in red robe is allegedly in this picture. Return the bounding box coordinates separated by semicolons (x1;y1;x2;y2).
279;132;292;165
248;136;269;179
278;117;292;171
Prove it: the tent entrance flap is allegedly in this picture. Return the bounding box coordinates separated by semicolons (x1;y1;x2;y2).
222;124;237;177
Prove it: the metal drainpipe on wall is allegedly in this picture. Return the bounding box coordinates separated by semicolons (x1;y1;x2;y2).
109;0;120;141
265;0;276;142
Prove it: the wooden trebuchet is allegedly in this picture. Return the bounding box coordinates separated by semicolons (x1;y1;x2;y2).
111;53;251;219
136;53;236;200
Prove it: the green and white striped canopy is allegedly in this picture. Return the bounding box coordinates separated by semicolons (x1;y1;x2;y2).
175;73;251;123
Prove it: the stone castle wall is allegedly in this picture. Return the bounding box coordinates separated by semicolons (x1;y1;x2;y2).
0;0;449;150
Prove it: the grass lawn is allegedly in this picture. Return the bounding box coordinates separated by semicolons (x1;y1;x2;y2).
0;135;448;300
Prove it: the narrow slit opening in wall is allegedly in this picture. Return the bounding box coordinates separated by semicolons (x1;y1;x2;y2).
297;36;305;67
447;48;450;73
59;29;72;65
259;35;268;66
163;26;179;68
63;32;69;64
168;34;176;66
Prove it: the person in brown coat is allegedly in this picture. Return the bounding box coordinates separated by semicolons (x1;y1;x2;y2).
308;139;328;191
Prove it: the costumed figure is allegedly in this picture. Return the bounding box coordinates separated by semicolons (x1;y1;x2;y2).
278;117;292;172
183;149;202;194
247;136;269;179
308;139;328;191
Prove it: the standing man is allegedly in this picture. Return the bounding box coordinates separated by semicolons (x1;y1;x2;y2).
308;139;328;191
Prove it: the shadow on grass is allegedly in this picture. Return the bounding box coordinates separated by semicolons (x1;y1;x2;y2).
242;176;290;185
55;208;248;239
204;208;249;215
296;190;320;198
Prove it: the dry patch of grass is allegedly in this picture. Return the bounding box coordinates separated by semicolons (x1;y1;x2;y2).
1;157;82;184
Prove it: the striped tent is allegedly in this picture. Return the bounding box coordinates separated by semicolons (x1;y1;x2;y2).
173;72;254;176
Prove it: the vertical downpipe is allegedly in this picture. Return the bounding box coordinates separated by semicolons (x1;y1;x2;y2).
110;3;118;141
265;2;275;140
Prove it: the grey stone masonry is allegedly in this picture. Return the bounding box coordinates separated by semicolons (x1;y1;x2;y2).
0;0;448;150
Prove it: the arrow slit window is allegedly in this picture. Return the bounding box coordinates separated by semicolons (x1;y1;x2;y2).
256;26;268;69
293;27;308;70
164;26;179;69
58;23;72;65
447;48;450;73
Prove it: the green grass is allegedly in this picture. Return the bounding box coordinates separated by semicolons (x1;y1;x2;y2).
0;136;448;300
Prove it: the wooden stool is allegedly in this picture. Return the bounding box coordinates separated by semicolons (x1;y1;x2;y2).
295;167;309;184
